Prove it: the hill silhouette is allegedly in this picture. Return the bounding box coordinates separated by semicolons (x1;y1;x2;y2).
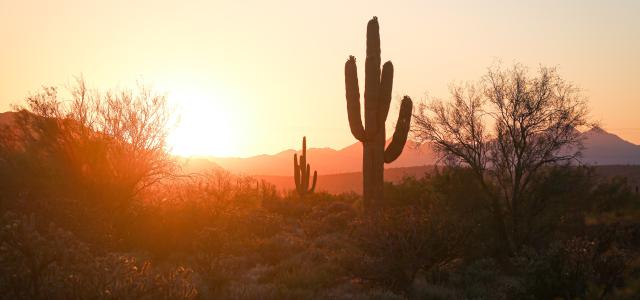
201;140;436;176
198;128;640;176
581;127;640;165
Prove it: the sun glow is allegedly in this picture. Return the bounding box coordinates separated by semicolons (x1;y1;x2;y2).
166;88;236;157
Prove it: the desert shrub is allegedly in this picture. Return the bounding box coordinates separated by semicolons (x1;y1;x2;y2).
514;166;594;247
0;81;178;248
215;253;345;300
385;170;495;259
0;212;197;300
258;254;341;293
264;191;359;221
262;195;310;220
412;166;605;255
408;277;458;300
220;281;283;300
447;259;523;299
0;212;81;299
382;176;431;208
513;224;639;299
589;176;639;212
346;206;467;292
191;253;252;297
326;286;407;300
126;170;284;257
302;200;357;239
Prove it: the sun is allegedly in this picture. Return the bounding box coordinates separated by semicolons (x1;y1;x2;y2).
166;89;236;157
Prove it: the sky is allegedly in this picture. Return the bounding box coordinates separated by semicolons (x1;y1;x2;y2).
1;0;639;157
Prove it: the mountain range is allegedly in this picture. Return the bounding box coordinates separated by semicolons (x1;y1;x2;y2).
192;140;435;176
196;127;640;177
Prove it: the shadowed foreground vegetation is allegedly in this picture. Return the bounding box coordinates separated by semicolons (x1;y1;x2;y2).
1;151;639;299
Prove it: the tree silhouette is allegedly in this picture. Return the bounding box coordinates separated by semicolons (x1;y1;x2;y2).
6;78;177;213
413;64;591;252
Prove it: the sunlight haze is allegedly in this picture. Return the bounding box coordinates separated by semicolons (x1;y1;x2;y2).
1;0;639;157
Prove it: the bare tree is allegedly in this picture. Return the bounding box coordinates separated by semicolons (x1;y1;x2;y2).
10;78;178;211
412;64;591;252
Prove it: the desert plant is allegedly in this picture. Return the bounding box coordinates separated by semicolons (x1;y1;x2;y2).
513;233;633;300
0;212;198;300
344;16;413;210
13;79;177;201
0;79;179;242
347;206;466;291
293;136;317;197
413;63;591;252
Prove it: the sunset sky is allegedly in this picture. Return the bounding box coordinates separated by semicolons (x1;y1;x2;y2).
1;0;638;157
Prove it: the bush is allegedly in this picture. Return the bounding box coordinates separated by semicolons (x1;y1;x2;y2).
346;206;468;291
513;224;639;299
0;212;197;300
302;200;357;239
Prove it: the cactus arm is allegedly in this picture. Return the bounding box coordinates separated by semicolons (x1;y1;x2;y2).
302;164;307;190
378;61;394;124
345;57;366;141
294;153;301;191
384;96;413;163
305;163;311;190
364;17;381;140
310;170;317;192
301;137;308;190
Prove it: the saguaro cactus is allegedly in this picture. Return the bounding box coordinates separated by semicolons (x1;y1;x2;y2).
293;136;317;197
345;17;413;210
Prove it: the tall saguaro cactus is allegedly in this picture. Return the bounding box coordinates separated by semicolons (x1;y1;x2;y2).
345;17;413;210
293;136;317;197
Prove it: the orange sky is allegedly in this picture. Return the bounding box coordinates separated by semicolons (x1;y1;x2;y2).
1;0;639;157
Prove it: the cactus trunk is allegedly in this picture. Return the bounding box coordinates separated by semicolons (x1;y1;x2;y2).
344;17;413;210
363;124;385;208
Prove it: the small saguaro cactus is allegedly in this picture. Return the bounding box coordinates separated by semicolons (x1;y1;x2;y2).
293;136;317;197
345;16;413;210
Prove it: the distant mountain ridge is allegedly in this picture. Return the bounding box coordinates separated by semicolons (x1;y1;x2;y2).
202;128;640;176
201;140;437;176
581;127;640;165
